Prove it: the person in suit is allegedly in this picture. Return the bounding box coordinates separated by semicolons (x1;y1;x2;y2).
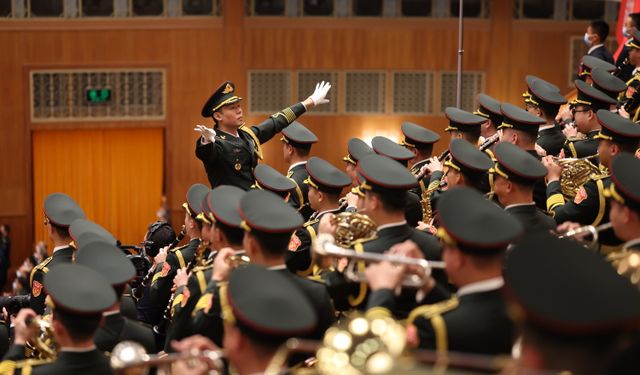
281;121;318;221
562;80;617;159
491;142;556;234
172;265;318;375
191;189;335;347
76;241;156;354
522;75;567;157
585;19;614;65
195;81;330;190
505;233;640;375
0;263;116;374
286;156;351;275
544;110;640;249
30;193;85;315
366;187;522;356
0;224;10;292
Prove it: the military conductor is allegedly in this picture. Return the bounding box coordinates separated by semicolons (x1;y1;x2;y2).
195;81;331;190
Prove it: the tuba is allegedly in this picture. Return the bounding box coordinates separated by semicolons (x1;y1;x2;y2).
24;317;56;360
330;212;377;248
554;155;601;199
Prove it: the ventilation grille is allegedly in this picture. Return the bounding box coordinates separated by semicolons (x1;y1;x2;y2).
393;71;434;114
345;72;386;113
30;69;165;122
297;71;339;114
249;71;291;113
440;72;484;112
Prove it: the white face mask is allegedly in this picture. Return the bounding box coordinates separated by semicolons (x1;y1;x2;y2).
583;32;592;46
623;26;631;38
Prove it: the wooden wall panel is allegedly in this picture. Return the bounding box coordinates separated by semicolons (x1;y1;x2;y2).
0;0;597;282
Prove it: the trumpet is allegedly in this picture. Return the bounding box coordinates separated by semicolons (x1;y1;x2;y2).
111;340;224;375
558;222;613;248
313;233;445;288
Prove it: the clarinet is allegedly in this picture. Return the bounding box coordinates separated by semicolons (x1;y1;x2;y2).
153;240;208;336
479;133;500;151
132;225;186;301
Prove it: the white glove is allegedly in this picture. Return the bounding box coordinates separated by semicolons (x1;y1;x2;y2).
194;124;216;143
308;81;331;106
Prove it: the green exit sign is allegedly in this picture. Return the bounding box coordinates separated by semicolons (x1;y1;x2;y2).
86;88;112;103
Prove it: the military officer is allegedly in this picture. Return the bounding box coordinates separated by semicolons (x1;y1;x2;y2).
343;138;375;187
367;187;521;356
443;107;486;147
473;93;502;159
400;122;440;178
591;67;627;103
1;264;116;374
282;121;319;221
30;193;85;315
544;110;640;248
319;154;443;314
491;142;556;233
69;219;137;320
285;156;351;275
251;163;296;200
148;183;208;326
498;103;548;210
191;190;335;346
371;136;423;226
166;185;246;351
562;80;616;159
76;241;156;354
607;153;640;252
505;233;640;374
522;75;567;157
195;81;330;190
578;55;616;84
174;265;318;375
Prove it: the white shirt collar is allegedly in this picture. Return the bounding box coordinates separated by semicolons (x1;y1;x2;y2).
103;310;120;317
377;221;407;231
504;202;536;210
588;44;604;54
538;124;555;131
623;238;640;251
53;245;69;253
457;277;504;297
60;346;97;353
267;264;287;271
287;161;307;173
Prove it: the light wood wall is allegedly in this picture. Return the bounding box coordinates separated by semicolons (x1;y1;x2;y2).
0;0;593;273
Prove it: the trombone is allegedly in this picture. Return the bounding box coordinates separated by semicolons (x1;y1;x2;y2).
558;222;613;248
111;341;224;375
313;233;445;288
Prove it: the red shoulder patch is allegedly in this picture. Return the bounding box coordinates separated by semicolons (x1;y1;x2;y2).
574;186;588;204
32;280;43;298
288;233;302;252
160;262;171;277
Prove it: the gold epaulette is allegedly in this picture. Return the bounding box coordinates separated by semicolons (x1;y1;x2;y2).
192;261;214;273
0;357;55;373
169;243;189;253
239;126;264;159
303;218;320;228
30;256;53;286
407;296;460;325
